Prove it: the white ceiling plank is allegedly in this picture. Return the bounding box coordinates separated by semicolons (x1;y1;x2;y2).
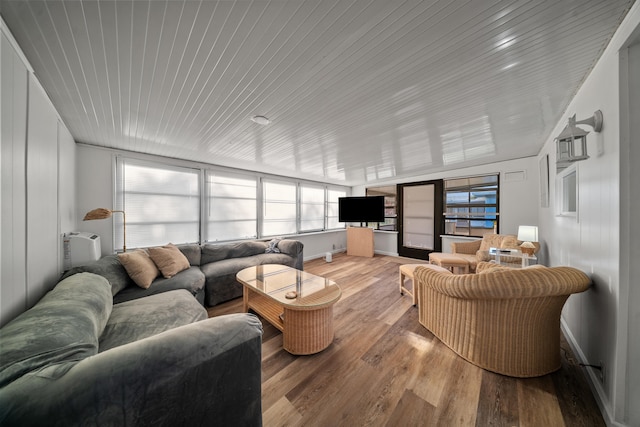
1;0;634;185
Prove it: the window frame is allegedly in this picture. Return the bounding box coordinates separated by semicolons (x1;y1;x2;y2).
299;183;327;233
115;157;201;251
114;155;349;249
326;188;347;231
261;178;298;238
204;170;258;242
443;174;500;237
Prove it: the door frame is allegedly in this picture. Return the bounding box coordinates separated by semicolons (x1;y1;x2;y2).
397;179;444;260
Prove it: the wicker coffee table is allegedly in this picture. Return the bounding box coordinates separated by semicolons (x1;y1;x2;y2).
236;264;342;355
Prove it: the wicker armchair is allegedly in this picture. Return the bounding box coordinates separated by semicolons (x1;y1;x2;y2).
450;234;537;272
414;262;591;377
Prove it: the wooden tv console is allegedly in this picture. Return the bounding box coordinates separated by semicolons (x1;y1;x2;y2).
346;227;374;257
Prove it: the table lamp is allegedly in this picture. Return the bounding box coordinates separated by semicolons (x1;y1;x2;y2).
517;225;538;256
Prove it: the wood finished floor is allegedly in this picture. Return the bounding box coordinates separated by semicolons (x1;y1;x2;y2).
208;253;604;427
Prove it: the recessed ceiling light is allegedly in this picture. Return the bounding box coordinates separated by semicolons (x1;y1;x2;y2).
251;115;271;125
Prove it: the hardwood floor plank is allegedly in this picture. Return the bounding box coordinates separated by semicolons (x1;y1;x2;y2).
262;396;303;427
475;370;520;427
429;354;483;426
407;337;456;407
385;389;437;427
517;376;566;427
207;253;605;427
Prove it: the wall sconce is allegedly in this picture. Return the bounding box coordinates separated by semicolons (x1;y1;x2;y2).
555;110;602;170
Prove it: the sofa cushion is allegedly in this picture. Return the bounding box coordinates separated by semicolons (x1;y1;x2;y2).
0;273;112;387
113;266;206;305
118;249;160;289
60;254;133;295
99;289;207;352
148;243;190;278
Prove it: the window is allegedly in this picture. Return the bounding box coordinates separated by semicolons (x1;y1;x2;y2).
300;184;325;232
205;171;257;241
366;185;397;231
116;158;200;250
443;175;499;237
115;156;349;248
327;189;346;229
262;180;297;237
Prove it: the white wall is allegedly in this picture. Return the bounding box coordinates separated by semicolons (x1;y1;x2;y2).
351;156;540;254
76;145;114;256
538;4;639;426
0;21;77;326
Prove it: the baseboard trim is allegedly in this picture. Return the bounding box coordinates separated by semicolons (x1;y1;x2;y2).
373;250;399;257
561;319;626;427
303;250;346;262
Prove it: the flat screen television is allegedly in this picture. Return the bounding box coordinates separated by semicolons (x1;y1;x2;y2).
338;196;385;223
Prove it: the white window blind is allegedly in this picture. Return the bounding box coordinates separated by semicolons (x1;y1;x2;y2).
327;189;346;229
262;179;297;237
116;158;200;250
205;171;257;241
300;184;325;232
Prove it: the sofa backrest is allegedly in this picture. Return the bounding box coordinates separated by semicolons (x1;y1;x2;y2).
201;241;268;265
0;273;112;387
415;264;591;300
478;234;519;252
60;254;133;295
176;244;202;266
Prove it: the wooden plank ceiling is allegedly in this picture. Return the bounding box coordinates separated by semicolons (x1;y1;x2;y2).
1;0;634;186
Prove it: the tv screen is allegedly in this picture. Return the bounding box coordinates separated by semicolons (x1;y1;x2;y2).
338;196;385;223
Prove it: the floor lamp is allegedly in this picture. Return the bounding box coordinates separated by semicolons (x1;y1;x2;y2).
83;208;127;252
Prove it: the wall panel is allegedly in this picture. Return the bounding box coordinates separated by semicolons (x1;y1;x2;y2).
1;31;28;327
25;75;59;308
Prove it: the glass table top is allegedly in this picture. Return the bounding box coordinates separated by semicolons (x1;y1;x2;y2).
236;264;341;308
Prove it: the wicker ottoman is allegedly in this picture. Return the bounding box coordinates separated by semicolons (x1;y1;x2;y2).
399;264;429;306
428;253;470;274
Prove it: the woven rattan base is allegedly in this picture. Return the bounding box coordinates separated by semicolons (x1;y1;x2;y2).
239;265;341;355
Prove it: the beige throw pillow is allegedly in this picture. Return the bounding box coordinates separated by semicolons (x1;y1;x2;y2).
118;249;160;289
148;243;190;279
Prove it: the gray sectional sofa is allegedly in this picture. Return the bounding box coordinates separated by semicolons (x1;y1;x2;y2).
0;239;303;426
0;272;263;426
61;238;304;307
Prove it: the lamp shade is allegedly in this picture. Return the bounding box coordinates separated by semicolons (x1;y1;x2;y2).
83;208;113;220
517;225;538;242
83;208;126;252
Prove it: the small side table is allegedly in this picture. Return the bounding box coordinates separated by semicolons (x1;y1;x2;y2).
480;248;538;268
